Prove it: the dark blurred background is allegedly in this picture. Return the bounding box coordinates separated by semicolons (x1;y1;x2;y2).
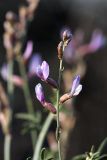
1;0;107;160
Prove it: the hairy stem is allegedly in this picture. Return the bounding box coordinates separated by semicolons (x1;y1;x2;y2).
32;113;54;160
56;59;63;160
17;56;36;149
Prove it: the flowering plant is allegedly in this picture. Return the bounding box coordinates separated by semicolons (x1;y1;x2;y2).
0;1;107;160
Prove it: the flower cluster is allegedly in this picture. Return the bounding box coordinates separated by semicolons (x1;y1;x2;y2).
35;63;82;112
35;30;82;114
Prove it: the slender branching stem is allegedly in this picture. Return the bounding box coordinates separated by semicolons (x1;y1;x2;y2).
17;56;34;113
17;56;36;149
56;59;63;160
5;60;14;160
7;61;14;97
32;113;54;160
4;134;11;160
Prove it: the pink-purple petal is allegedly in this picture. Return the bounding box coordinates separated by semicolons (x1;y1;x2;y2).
89;30;105;52
35;83;45;103
73;84;82;96
71;75;80;95
36;66;44;79
63;41;75;64
28;54;42;77
23;41;33;61
60;27;71;40
0;63;8;80
41;61;49;80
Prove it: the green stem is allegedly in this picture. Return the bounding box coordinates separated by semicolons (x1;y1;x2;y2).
32;113;54;160
4;134;11;160
5;60;14;160
7;61;14;97
56;59;63;160
17;56;36;149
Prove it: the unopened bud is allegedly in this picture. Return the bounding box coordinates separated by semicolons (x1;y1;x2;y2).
63;30;72;42
5;11;16;23
43;102;56;114
59;93;72;104
57;41;63;60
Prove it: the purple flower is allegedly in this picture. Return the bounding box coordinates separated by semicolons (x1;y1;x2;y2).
36;61;49;80
0;63;8;80
70;75;82;96
0;63;24;87
28;53;42;77
88;29;106;52
63;41;75;64
35;83;56;114
23;41;33;62
60;75;82;103
35;83;45;104
36;61;57;89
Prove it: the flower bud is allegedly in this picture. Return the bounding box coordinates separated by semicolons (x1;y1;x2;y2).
59;93;71;104
60;75;82;104
36;61;57;89
62;30;72;42
57;41;63;60
5;11;16;23
43;102;56;114
35;83;56;114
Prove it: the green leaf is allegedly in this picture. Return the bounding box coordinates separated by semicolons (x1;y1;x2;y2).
97;138;107;155
40;148;54;160
92;151;100;159
15;112;41;124
21;121;41;135
91;145;95;153
16;112;41;135
26;157;32;160
40;148;46;160
97;154;107;160
72;154;86;160
71;138;107;160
